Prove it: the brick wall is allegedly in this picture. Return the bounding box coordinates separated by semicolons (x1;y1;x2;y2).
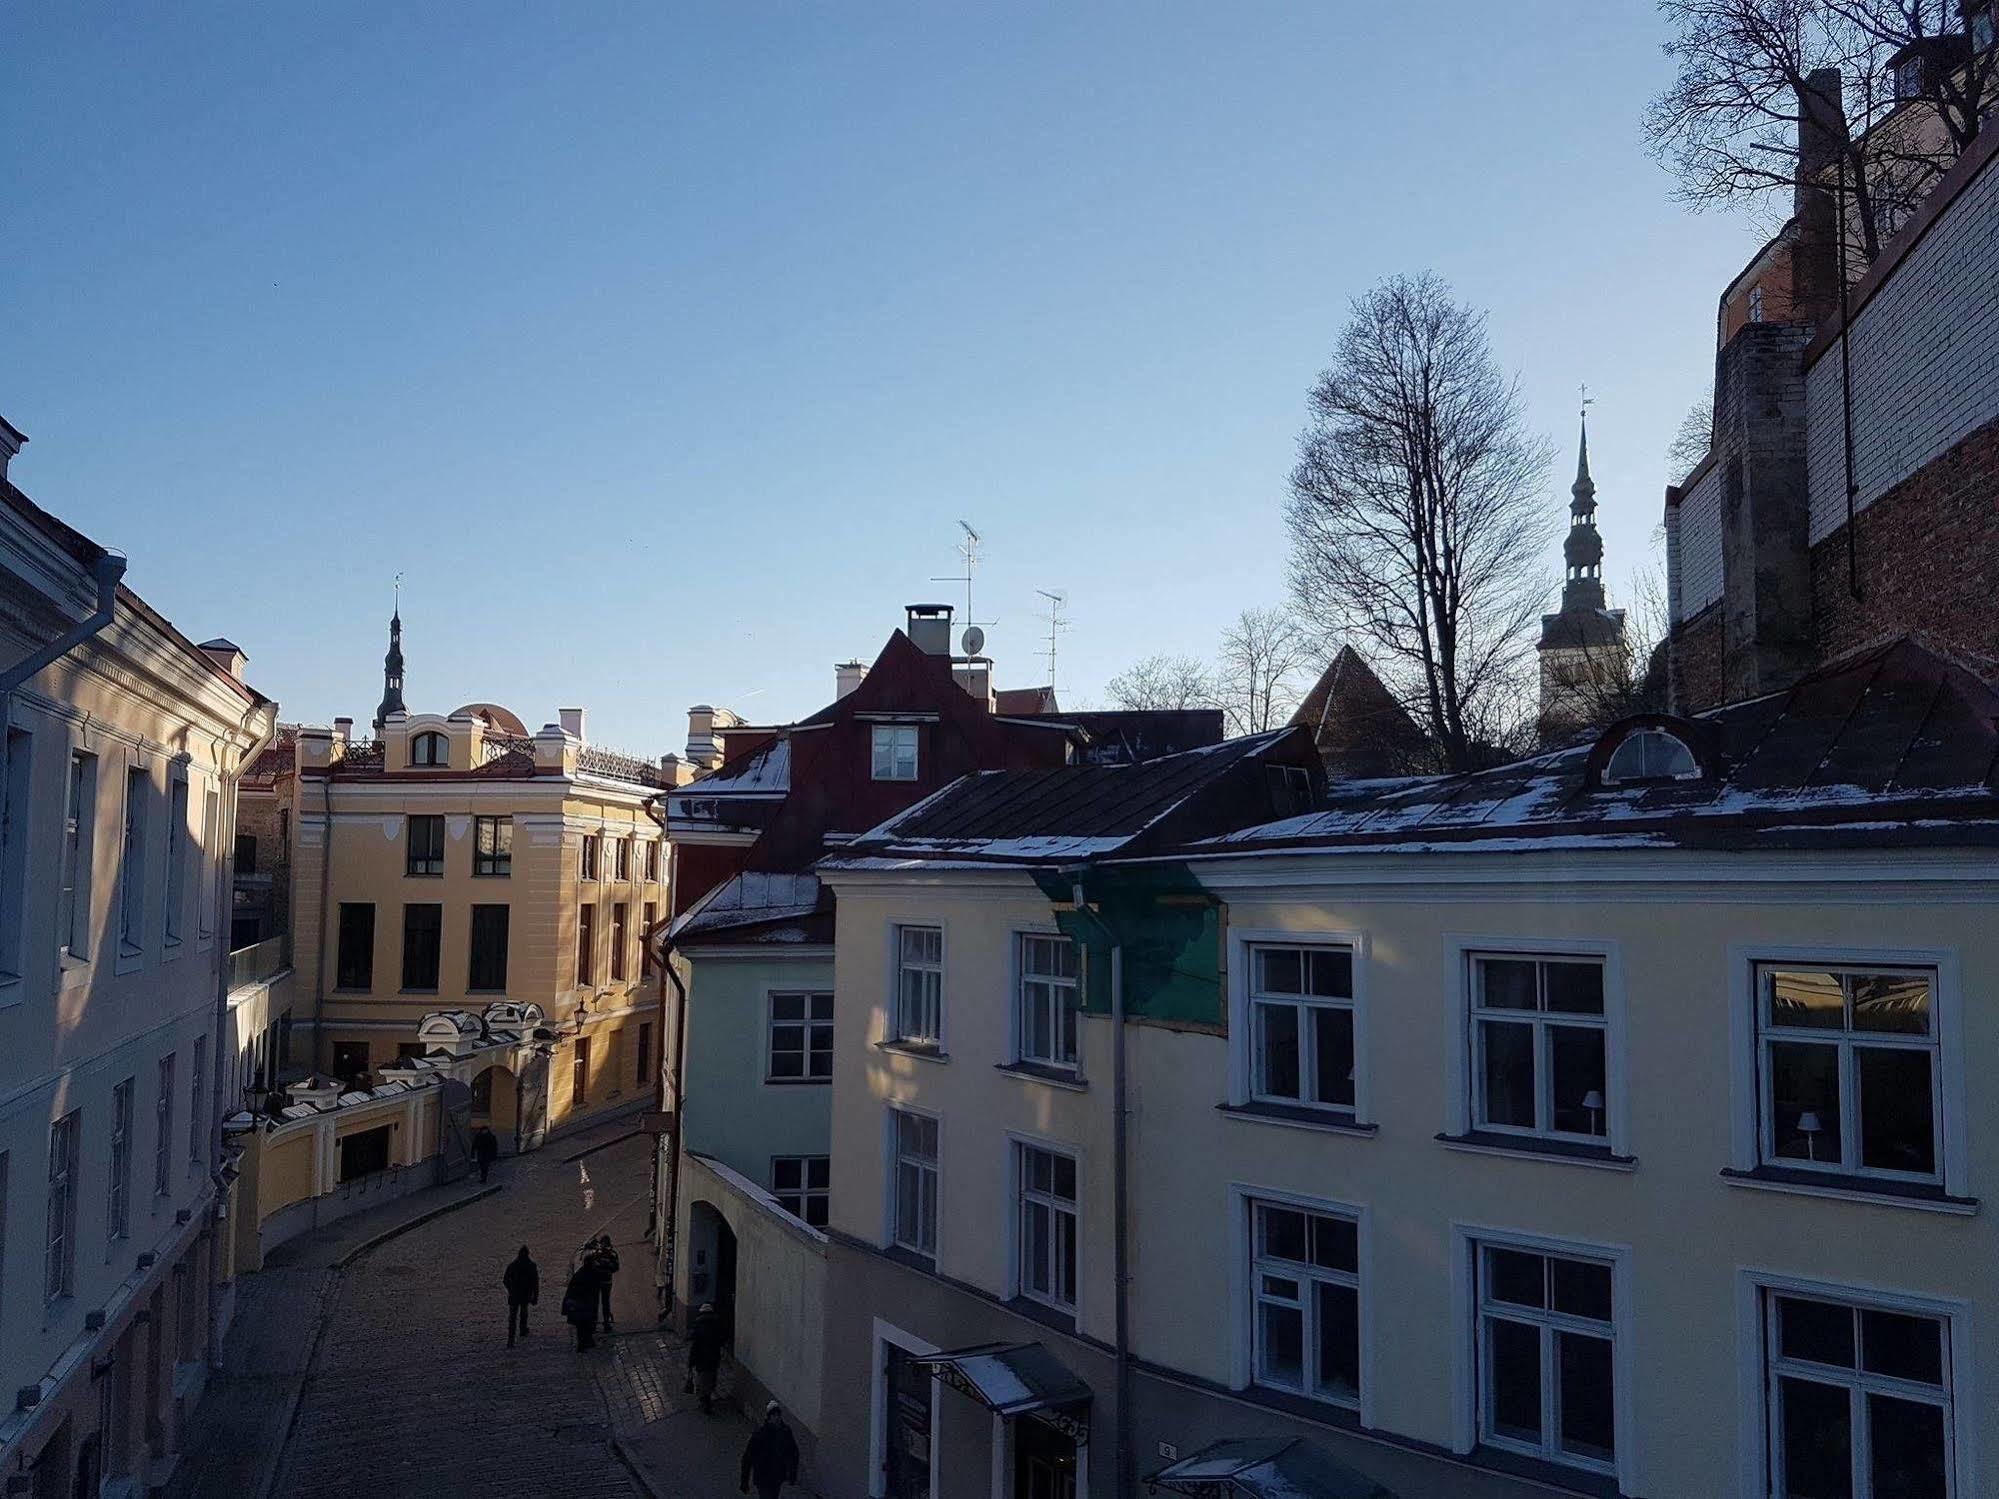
1811;413;1999;664
1671;608;1727;714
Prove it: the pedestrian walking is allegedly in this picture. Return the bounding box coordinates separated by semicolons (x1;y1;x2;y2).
589;1234;620;1331
502;1245;539;1346
562;1256;601;1351
686;1301;725;1413
472;1125;500;1183
739;1402;801;1498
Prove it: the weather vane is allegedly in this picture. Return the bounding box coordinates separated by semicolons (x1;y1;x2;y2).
1580;382;1594;421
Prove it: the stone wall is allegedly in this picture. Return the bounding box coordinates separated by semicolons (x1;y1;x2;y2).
1672;608;1727;714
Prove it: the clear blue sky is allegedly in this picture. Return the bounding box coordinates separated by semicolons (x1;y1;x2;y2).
2;4;1761;751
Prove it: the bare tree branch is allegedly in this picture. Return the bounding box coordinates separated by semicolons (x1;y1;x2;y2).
1214;607;1317;736
1103;654;1214;712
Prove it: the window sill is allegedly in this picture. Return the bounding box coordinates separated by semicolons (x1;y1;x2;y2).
1720;1166;1976;1215
472;872;513;880
1435;1131;1635;1171
403;872;444;880
1218;1101;1377;1138
114;949;144;976
398;989;440;998
1005;1294;1080;1336
877;1040;950;1065
882;1243;936;1275
763;1076;832;1087
1468;1444;1619;1498
1231;1381;1362;1431
996;1061;1087;1092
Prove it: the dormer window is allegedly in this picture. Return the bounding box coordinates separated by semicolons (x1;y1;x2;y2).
1894;55;1924;100
1748;285;1764;323
871;724;919;782
411;732;448;767
1602;728;1700;785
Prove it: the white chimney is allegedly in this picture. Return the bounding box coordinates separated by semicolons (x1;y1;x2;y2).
559;707;587;743
905;604;953;656
333;716;354;747
835;661;867;699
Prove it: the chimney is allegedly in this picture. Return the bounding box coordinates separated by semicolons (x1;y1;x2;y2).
333;716;353;747
685;705;726;770
1791;67;1846;326
0;415;23;479
558;707;587;743
905;604;953;657
835;661;867;699
198;638;248;681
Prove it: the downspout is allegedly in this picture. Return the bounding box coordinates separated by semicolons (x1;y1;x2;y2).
1836;151;1863;602
643;792;687;1323
1066;875;1135;1499
0;550;126;694
310;771;333;1074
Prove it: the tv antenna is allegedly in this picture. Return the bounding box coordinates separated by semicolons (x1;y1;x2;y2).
931;520;996;652
1036;589;1068;692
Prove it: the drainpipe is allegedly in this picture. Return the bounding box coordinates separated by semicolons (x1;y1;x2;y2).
1066;874;1135;1499
0;550;126;694
643;792;687;1323
310;771;333;1074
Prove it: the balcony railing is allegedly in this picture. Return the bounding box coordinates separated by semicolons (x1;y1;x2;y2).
578;743;670;788
228;934;292;991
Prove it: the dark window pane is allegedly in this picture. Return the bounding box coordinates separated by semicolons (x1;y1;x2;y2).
772;994;803;1021
1866;1394;1946;1499
1315;1282;1360;1399
1480;959;1539;1011
1258;948;1303;995
1488;1318;1542;1444
1306;949;1352;998
806;1157;830;1189
1550;1258;1613;1322
1487;1248;1545;1309
1311;1214;1357;1274
1259;1302;1303;1389
1780;1298;1857;1368
1769;1043;1842;1163
1259;1206;1307;1264
1549;1025;1608;1136
1780;1377;1853;1499
1480;1021;1536;1128
1857;1048;1936;1175
1545;961;1604;1015
1256;1003;1300;1099
1769;969;1847;1029
803;1196;829;1228
1850;974;1931;1036
1312;1006;1355;1108
1557;1331;1615;1461
1861;1310;1944;1386
773;1159;800;1190
1052;1155;1075;1200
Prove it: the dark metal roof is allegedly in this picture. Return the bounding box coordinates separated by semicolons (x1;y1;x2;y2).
1147;1437;1395;1499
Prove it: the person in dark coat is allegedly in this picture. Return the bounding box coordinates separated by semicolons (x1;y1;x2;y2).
502;1246;539;1346
563;1257;601;1350
686;1302;725;1413
472;1126;500;1183
588;1234;620;1331
739;1402;801;1497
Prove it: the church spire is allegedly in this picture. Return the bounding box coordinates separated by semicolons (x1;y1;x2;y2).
373;580;406;732
1561;402;1606;612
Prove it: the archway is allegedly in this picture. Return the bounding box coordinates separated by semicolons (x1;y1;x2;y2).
687;1200;738;1343
470;1065;520;1148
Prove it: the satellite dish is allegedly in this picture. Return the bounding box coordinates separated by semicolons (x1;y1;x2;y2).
961;625;986;656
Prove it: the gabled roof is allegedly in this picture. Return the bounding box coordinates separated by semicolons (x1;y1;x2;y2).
995;685;1060;716
1289;647;1429;778
1195;637;1999;857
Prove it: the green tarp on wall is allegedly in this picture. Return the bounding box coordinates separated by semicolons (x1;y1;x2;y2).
1032;865;1223;1029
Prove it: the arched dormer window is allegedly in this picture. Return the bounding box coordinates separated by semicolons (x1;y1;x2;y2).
1602;728;1700;785
411;731;449;768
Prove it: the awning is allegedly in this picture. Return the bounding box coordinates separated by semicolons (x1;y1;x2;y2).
1146;1437;1397;1498
913;1342;1091;1444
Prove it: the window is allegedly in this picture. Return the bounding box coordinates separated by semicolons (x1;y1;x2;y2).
119;765;148;955
611;902;628;982
198;788;219;940
1601;728;1699;784
401;903;442;990
108;1079;134;1242
1895;55;1923;100
335;903;375;990
572;1036;591;1106
891;1108;938;1257
1475;1242;1617;1473
60;751;96;960
406;814;444;877
1015;1143;1078;1313
164;777;188;946
468;905;509;992
474;815;512;877
234;831;258;875
768;992;834;1082
636;1022;652;1087
1250;1200;1360;1406
1973;4;1995;53
1470;954;1607;1142
1748;284;1765;323
45;1110;79;1302
154;1054;175;1196
641;901;656;976
1761;1289;1953;1499
1250;944;1356;1112
1016;934;1081;1070
772;1156;830;1227
644;840;661;883
410;731;448;767
189;1036;206;1166
614;836;631;882
1756;963;1940;1182
332;1040;369;1085
0;727;30;980
579;833;600;882
893;925;943;1045
577;903;596;986
871;724;919;781
338;1125;392;1182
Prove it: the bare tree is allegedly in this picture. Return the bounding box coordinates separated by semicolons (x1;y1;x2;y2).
1214;607;1316;737
1666;396;1715;486
1104;654;1213;712
1286;273;1554;774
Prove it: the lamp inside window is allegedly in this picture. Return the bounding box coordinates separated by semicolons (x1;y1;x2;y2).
1601;727;1700;785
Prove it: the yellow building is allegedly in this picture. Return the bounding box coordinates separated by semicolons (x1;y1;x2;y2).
275;612;682;1150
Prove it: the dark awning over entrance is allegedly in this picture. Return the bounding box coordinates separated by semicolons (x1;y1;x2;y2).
1145;1437;1397;1498
912;1342;1091;1444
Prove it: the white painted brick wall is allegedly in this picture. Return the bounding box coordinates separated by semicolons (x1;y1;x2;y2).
1676;462;1725;621
1805;152;1999;542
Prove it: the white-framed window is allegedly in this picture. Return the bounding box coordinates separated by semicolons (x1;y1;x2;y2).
1473;1238;1619;1474
1015;1142;1078;1314
0;726;31;983
614;835;631;882
164;774;188;946
890;1107;938;1257
1248;942;1356;1112
410;731;448;767
154;1053;175;1196
870;724;919;782
767;991;834;1082
579;832;600;882
1755;962;1941;1183
45;1109;79;1302
772;1155;829;1228
60;749;96;960
197;785;219;941
1753;1280;1958;1498
892;924;943;1045
1016;933;1081;1069
118;764;148;956
1601;728;1700;784
1469;952;1609;1143
1249;1198;1360;1408
108;1078;134;1243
